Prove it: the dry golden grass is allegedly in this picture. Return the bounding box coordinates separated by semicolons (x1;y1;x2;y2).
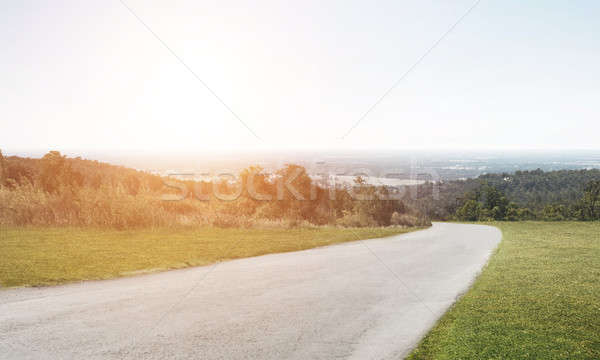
0;225;422;287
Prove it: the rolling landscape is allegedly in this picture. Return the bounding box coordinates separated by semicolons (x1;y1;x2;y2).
2;1;600;359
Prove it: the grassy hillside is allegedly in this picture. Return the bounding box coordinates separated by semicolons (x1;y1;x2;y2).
408;222;600;359
0;226;422;288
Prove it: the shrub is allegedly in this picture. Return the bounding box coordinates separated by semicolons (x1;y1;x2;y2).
456;200;481;221
337;210;378;227
0;152;431;229
390;212;419;226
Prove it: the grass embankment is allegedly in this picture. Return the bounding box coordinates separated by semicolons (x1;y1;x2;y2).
409;222;600;359
0;226;420;288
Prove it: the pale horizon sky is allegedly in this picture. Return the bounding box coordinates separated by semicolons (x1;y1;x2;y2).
2;0;599;153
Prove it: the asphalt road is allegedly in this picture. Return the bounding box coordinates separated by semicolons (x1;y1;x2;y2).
0;223;501;359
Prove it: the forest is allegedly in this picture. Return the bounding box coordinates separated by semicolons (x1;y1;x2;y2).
0;151;428;229
408;169;600;221
2;151;598;228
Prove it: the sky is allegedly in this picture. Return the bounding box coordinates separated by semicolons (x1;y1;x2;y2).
1;0;599;154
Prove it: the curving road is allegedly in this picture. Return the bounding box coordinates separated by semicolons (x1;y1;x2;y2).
0;223;501;359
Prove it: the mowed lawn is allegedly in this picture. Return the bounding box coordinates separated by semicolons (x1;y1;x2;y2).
409;222;600;360
0;226;419;287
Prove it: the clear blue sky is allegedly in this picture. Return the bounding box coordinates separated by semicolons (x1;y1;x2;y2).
2;0;599;153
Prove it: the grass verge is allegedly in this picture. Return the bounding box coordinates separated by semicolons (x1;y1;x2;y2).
0;226;421;288
408;222;600;359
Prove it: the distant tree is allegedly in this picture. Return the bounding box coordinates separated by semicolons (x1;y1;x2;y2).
481;185;509;219
0;149;5;185
481;185;501;210
582;180;600;220
516;207;535;220
506;203;520;221
5;161;34;186
478;208;493;221
40;151;67;193
542;204;566;221
456;200;481;221
39;151;83;193
410;168;600;220
275;164;314;220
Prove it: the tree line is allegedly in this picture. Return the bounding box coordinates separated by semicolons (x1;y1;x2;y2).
0;151;429;229
406;169;600;221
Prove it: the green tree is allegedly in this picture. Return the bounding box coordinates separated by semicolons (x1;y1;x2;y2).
506;203;520;221
456;200;481;221
481;185;509;219
582;180;600;220
542;204;565;221
516;208;535;220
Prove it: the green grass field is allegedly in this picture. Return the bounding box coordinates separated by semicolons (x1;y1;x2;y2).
409;222;600;360
0;226;419;288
